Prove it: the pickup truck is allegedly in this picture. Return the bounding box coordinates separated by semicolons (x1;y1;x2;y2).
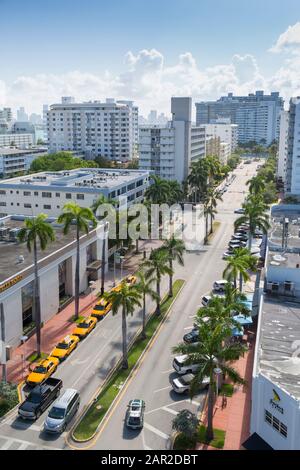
18;377;62;420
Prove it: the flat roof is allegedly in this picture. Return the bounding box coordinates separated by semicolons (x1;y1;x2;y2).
0;148;47;156
0;168;150;192
258;296;300;401
0;216;99;284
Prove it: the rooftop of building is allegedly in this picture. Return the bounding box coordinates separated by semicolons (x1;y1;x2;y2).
49;99;137;110
0;168;150;191
257;296;300;401
0;215;101;284
267;204;300;269
0;147;48;156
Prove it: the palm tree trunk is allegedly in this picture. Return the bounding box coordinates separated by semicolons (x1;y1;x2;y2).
74;226;80;321
121;305;128;369
156;274;161;316
169;257;173;297
100;227;106;296
210;209;213;234
205;214;209;244
135;238;139;254
142;293;146;339
33;239;41;357
248;231;252;251
239;272;243;292
206;381;215;442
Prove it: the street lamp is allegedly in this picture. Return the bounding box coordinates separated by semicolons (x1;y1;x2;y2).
214;367;222;404
20;335;28;381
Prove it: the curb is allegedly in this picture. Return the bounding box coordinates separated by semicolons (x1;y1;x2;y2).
67;279;186;447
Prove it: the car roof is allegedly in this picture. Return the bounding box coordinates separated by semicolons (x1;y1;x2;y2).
53;389;78;407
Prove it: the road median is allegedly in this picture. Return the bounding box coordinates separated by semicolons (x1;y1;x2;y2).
71;279;185;443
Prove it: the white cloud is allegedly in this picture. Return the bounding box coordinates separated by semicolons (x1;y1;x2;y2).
270;22;300;53
1;25;300;117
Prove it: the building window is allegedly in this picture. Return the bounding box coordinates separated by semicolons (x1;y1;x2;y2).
66;193;72;199
42;192;52;198
24;204;32;208
264;410;287;438
43;204;51;210
0;202;6;206
0;190;6;195
34;191;38;196
55;192;60;197
23;191;31;196
76;194;84;200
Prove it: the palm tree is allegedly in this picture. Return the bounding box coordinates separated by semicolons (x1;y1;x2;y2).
92;195;117;295
103;282;142;368
172;409;199;443
135;270;158;339
223;247;257;292
187;159;208;203
235;200;270;250
163;236;185;297
144;175;170;204
57;202;97;320
167;180;184;205
208;189;222;234
246;175;265;196
142;248;173;315
173;315;246;442
18;214;55;357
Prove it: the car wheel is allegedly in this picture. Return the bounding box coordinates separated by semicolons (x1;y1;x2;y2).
36;410;41;419
62;423;67;432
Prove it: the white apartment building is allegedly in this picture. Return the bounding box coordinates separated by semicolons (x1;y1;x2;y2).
277;110;289;184
284;98;300;196
0;214;107;348
47;98;139;161
204;119;238;154
219;142;231;164
0;133;33;148
0;148;48;179
139;97;206;182
0;168;150;218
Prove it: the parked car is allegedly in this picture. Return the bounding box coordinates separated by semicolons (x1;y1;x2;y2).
173;355;200;375
172;373;210;394
44;388;80;433
234;208;245;214
125;399;145;429
201;295;212;307
183;328;199;344
232;233;248;242
50;335;79;361
26;357;60;387
91;298;112;320
72;316;97;339
18;378;63;420
126;275;137;286
223;251;233;260
229;240;247;248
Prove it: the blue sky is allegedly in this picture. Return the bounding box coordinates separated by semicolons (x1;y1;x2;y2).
0;0;300;114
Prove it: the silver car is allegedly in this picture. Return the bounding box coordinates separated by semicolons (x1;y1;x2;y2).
44;388;80;433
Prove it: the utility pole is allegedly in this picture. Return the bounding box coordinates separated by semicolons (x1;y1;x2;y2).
0;303;7;383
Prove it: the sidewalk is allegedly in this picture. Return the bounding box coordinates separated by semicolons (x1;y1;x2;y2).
196;328;255;451
6;240;163;384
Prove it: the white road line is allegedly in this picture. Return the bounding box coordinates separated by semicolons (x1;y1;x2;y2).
186;399;201;407
161;369;174;374
0;439;14;450
18;442;30;450
0;434;61;451
162;406;178;416
144;422;169;440
153;386;172;394
183;326;193;330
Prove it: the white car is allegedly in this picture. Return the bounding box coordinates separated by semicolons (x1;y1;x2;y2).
213;280;229;292
201;295;212;307
172;374;210;394
172;355;200;375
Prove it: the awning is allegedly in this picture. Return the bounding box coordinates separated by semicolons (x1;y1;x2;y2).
242;433;273;450
233;314;253;326
86;260;102;272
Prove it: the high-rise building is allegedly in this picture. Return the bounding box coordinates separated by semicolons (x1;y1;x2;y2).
196;91;284;146
139;97;206;182
17;107;28;122
284;97;300;195
277;110;289;185
204;118;238;154
47;98;139;161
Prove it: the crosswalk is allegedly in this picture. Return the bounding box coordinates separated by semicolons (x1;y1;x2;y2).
0;434;61;451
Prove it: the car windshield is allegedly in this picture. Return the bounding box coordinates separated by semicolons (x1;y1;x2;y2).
128;416;141;425
78;322;89;328
94;305;105;311
28;392;41;403
48;406;65;419
33;366;47;374
57;342;69;349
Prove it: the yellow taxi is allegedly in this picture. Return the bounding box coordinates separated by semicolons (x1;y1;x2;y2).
50;335;80;361
91;298;112;320
126;275;137;286
72;316;97;339
26;356;60;387
111;283;122;293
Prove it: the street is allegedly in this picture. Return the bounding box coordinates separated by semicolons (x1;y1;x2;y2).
0;160;259;450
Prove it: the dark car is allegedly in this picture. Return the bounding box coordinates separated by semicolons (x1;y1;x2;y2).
18;378;62;420
183;328;199;344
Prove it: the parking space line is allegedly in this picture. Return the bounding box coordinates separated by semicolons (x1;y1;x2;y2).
0;439;14;450
162;406;178;416
144;422;169;440
186;399;201;407
183;326;193;330
161;369;174;374
153;386;172;394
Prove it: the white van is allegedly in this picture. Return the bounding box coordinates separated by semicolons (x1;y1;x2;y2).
44;388;80;433
172;355;200;375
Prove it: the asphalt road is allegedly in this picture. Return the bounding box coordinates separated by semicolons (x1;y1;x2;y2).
86;160;261;451
0;160;260;450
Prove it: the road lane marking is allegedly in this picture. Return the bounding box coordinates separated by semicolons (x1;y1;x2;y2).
162;407;178;416
1;439;14;450
161;369;174;374
183;326;193;330
144;422;168;440
153;386;172;394
0;434;62;451
18;442;30;450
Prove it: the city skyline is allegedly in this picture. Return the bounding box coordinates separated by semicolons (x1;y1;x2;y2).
0;0;299;116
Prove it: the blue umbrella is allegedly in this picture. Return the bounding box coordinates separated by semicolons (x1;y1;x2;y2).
233;314;253;326
232;326;244;337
